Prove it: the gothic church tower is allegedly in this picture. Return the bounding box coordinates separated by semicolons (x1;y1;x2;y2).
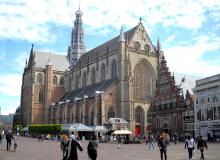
67;7;85;69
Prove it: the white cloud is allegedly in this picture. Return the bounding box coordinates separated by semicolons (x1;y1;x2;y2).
0;73;22;96
1;0;219;42
164;35;220;77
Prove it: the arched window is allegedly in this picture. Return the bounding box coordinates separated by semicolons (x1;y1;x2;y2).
53;75;57;86
60;76;65;86
75;74;79;89
39;89;44;102
36;73;43;84
144;44;150;55
100;63;106;81
111;59;117;79
134;41;141;52
90;107;95;125
82;71;87;87
69;76;72;90
108;106;115;119
90;67;96;84
80;109;83;123
133;62;153;100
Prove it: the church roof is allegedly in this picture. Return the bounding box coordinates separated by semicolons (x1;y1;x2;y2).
34;51;69;71
75;25;138;67
58;78;117;103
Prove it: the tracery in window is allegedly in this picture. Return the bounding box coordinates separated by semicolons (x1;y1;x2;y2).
100;63;106;81
133;62;153;100
111;59;117;79
82;71;87;87
90;67;96;84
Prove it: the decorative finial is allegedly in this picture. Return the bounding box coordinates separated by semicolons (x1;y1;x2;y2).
139;17;142;23
47;51;52;65
119;25;126;42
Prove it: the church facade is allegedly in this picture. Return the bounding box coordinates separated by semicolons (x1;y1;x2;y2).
20;8;163;136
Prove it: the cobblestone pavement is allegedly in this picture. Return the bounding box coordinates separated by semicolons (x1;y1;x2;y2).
0;137;220;160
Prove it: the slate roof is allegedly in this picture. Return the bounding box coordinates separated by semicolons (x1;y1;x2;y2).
75;25;138;67
58;78;117;103
34;51;69;72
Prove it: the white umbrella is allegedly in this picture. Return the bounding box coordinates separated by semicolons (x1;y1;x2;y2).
114;130;132;135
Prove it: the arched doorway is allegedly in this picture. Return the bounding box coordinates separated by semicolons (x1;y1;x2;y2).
135;106;145;136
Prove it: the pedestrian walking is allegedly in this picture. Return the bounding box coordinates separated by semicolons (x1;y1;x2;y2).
87;134;98;160
5;131;15;151
64;134;83;160
197;136;208;160
61;133;69;159
117;136;122;149
148;134;155;150
185;135;195;160
158;133;168;160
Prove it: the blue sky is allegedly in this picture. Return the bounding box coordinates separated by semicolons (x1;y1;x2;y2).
0;0;220;115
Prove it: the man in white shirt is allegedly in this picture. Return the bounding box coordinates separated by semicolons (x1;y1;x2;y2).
184;135;195;160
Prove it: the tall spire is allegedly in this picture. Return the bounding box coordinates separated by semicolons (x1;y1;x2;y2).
119;26;126;42
67;6;85;69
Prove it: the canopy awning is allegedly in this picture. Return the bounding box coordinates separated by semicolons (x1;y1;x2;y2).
62;123;93;132
89;125;108;132
114;130;132;135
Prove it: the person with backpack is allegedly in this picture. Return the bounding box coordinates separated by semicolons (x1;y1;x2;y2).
158;132;169;160
197;136;208;160
87;134;98;160
185;135;195;160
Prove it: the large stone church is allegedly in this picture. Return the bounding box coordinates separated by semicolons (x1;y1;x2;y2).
20;8;164;136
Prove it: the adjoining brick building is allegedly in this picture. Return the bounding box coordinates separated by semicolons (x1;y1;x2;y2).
148;56;195;138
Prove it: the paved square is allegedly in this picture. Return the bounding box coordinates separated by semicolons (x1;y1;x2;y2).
0;137;220;160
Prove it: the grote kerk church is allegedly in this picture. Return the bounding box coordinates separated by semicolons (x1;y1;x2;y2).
20;8;168;136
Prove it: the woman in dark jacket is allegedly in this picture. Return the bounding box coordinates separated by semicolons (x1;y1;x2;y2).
87;135;98;160
64;135;83;160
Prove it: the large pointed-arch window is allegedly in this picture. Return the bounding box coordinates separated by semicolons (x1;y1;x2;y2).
90;107;95;125
82;71;87;87
133;62;153;100
100;63;106;81
111;59;117;79
108;106;115;120
90;67;96;84
39;89;44;102
75;74;79;89
80;109;83;123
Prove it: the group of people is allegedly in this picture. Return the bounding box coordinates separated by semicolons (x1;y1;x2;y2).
60;133;98;160
156;132;208;160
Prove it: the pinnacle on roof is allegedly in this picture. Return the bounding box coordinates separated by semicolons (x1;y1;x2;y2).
47;51;53;65
119;25;126;42
157;37;162;52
